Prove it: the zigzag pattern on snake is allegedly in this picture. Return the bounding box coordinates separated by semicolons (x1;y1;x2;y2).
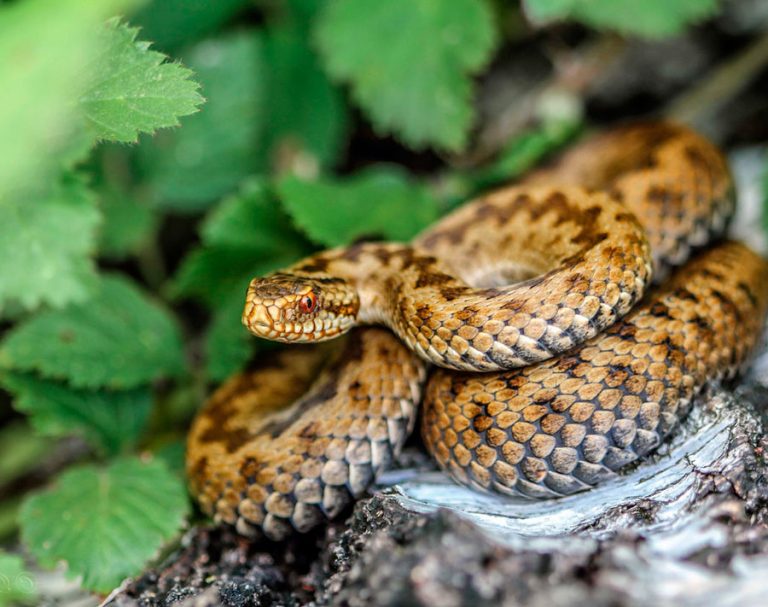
186;122;768;540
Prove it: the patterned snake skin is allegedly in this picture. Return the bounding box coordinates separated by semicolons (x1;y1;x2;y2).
423;241;768;498
187;329;426;538
186;122;768;539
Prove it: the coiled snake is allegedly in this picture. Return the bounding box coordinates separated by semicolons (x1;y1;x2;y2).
187;122;768;539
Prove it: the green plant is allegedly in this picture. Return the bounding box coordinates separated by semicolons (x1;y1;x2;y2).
0;0;728;596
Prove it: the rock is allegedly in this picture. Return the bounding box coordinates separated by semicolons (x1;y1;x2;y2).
104;377;768;606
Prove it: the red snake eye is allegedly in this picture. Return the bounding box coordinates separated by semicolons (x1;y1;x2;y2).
299;292;317;314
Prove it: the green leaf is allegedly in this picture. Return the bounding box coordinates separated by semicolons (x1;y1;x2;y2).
172;179;308;306
0;0;136;200
201;179;304;251
523;0;719;37
152;440;187;477
0;174;99;313
315;0;498;151
134;0;251;50
2;372;152;455
0;421;52;488
20;457;189;592
0;275;186;390
0;551;36;607
205;290;256;381
97;185;158;259
262;17;348;171
81;19;204;143
138;30;265;211
172;180;306;378
277;166;442;246
174;247;296;307
469;118;581;190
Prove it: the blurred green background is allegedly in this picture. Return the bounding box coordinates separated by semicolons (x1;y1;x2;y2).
1;0;767;602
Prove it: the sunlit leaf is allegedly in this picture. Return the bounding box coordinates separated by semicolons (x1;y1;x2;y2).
315;0;497;151
81;20;203;143
277;166;442;246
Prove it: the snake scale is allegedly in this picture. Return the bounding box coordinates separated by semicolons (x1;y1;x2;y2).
187;122;768;539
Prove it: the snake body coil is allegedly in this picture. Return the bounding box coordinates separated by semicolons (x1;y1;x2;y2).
187;329;425;538
187;122;768;539
424;241;768;498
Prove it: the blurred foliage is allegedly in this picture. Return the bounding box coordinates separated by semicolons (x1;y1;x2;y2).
0;551;36;606
0;0;739;597
139;30;266;210
524;0;719;37
134;0;251;50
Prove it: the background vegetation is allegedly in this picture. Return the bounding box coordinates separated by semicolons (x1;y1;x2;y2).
0;0;763;602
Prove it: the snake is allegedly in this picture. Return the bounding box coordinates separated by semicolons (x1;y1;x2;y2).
186;122;768;539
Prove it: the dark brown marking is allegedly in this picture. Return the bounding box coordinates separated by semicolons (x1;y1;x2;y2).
691;315;713;333
500;298;526;311
340;242;369;262
670;287;697;302
698;268;725;281
416;271;455;288
649;302;672;319
710;289;743;323
684;145;711;170
416;305;432;319
554;356;581;372
199;424;253;454
296;259;331;273
616;324;637;339
299;422;320;438
440;286;469;301
188;455;209;485
737;281;758;307
647;185;685;206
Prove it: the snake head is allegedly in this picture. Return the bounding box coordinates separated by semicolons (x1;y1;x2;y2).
242;273;360;342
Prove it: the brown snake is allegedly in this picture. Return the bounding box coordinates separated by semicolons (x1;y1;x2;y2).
187;122;768;539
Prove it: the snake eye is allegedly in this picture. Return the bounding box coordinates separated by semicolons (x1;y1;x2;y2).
299;292;317;314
